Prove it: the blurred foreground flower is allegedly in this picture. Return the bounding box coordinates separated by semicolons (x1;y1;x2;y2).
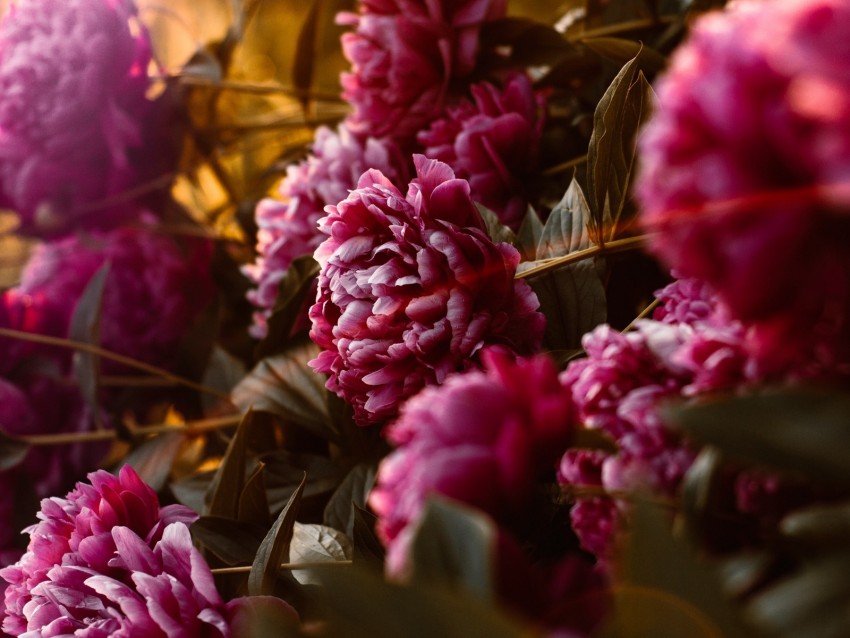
0;0;178;236
309;156;544;425
636;0;850;369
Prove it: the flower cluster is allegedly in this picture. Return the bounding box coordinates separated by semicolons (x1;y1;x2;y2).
1;466;296;637
309;156;544;425
419;73;546;230
636;0;850;370
339;0;507;144
0;0;177;236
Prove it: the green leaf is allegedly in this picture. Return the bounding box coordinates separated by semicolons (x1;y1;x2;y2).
69;262;109;416
249;473;306;596
239;461;271;528
120;432;186;492
475;203;517;247
191;516;268;565
317;565;528;638
261;450;342;515
515;205;544;262
323;464;376;537
289;522;352;585
0;430;29;472
352;504;385;569
669;389;850;488
257;255;320;358
405;497;496;603
171;469;216;514
535;177;593;259
206;409;254;518
527;256;607;351
581;38;666;73
233;338;342;444
604;501;751;638
586;50;656;243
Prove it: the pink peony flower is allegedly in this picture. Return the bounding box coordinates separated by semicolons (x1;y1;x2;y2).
308;156;545;425
636;0;850;369
419;73;547;230
338;0;506;143
0;0;176;236
244;124;406;339
12;227;213;371
370;349;572;552
0;466;198;636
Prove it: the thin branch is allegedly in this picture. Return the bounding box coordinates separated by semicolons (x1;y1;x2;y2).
516;235;648;279
621;298;661;333
211;560;353;575
571;15;679;42
542;154;588;177
19;414;242;446
0;328;232;402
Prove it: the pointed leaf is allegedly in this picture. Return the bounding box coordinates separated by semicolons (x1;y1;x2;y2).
0;430;29;472
289;522;352;585
261;450;342;515
171;469;216;514
69;262;109;415
249;473;306;596
586;51;656;242
206;409;254;518
515;205;544;261
233;339;342;444
536;177;593;260
257;255;320;358
527;257;607;351
192;516;268;565
670;390;850;488
352;504;385;569
239;461;271;528
323;464;376;537
475;203;517;247
405;497;497;603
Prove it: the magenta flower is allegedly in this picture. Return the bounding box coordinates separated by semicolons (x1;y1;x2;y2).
309;156;545;425
0;0;176;236
636;0;850;368
419;73;547;230
338;0;506;143
370;349;572;553
244;124;406;338
13;227;213;371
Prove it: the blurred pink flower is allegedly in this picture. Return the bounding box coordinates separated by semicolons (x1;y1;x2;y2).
0;0;177;236
370;349;572;551
309;156;544;425
636;0;850;369
13;227;213;371
419;73;546;230
244;124;406;339
0;466;198;636
338;0;506;143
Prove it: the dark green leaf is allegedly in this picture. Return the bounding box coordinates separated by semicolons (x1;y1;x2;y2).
207;409;254;518
249;473;306;596
527;256;607;351
515;205;544;262
233;338;342;444
239;461;271;528
323;464;376;537
317;565;528;638
586;51;656;243
604;501;751;638
191;515;267;565
406;497;496;603
257;255;320;358
171;469;216;514
670;390;850;488
69;262;109;416
0;430;29;472
475;203;517;247
120;432;185;492
262;450;342;515
352;504;385;569
581;38;666;73
536;177;593;259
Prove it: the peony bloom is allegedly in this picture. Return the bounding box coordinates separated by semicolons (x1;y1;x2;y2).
338;0;506;144
636;0;850;369
309;156;545;425
12;227;213;371
244;124;406;339
0;0;176;236
419;73;547;230
370;349;573;552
